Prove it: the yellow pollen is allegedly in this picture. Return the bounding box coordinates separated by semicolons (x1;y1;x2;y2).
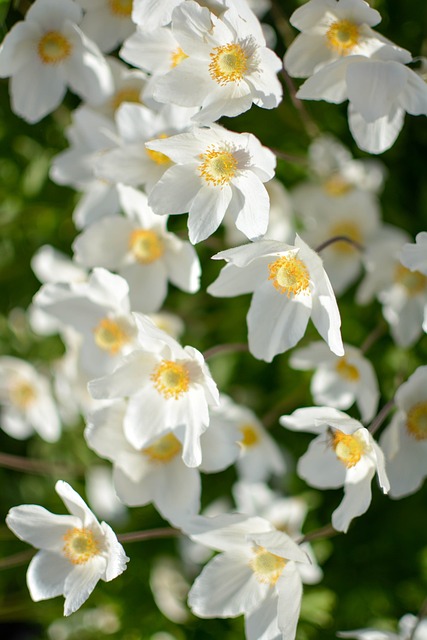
143;433;182;463
108;0;132;17
329;221;363;254
406;401;427;440
198;146;238;187
326;19;360;55
171;47;189;68
129;229;164;264
37;31;73;65
146;134;172;166
239;423;260;448
209;42;249;85
93;318;129;355
394;264;427;296
268;255;310;297
331;429;365;468
63;528;100;565
111;88;142;113
323;174;352;196
249;546;286;585
335;357;360;382
151;360;190;400
9;381;37;409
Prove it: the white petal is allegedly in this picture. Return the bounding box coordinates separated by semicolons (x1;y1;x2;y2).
63;555;106;615
276;563;303;640
27;551;72;602
348;104;405;154
7;505;79;551
332;466;374;532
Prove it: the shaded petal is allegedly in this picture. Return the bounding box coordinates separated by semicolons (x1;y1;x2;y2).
27;551;72;601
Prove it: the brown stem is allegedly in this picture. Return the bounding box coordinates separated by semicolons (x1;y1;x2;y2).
270;147;308;165
117;527;181;544
315;235;365;253
368;399;395;435
0;452;80;477
409;598;427;640
299;523;338;544
203;343;249;360
280;69;320;138
361;322;387;354
269;0;295;48
0;549;35;571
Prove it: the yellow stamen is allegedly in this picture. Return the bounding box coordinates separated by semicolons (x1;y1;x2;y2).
268;255;310;297
151;360;190;400
249;546;286;585
111;88;142;113
330;429;365;468
129;229;164;264
209;43;248;85
198;146;238;187
143;433;182;463
326;19;360;55
9;381;37;409
171;47;189;68
406;401;427;440
38;31;73;64
146;134;172;166
394;264;427;296
323;174;352;196
335;357;360;382
108;0;132;17
239;423;260;448
328;221;362;254
63;528;100;565
93;318;129;355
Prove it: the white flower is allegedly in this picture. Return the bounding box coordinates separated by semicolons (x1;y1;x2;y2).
0;0;112;123
78;0;134;53
93;56;148;121
147;124;275;244
400;231;427;276
380;366;427;499
85;466;127;524
6;480;128;616
185;513;310;640
339;613;427;640
149;556;190;624
73;185;201;312
289;341;380;422
151;1;282;124
208;235;344;362
33;268;138;377
0;356;61;442
280;407;389;532
88;313;219;467
284;0;402;78
131;0;183;29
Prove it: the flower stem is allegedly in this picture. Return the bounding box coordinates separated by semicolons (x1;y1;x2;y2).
0;452;80;477
0;549;35;571
299;523;338;544
203;343;248;360
315;235;364;253
117;528;181;544
368;399;395;435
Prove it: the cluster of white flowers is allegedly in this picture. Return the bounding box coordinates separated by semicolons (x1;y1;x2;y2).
0;0;426;639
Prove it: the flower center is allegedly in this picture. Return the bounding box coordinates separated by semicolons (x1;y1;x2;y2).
406;401;427;440
209;43;248;85
198;146;238;187
335;357;360;382
146;134;172;166
108;0;132;17
328;221;362;254
326;19;360;55
323;174;352;196
93;318;129;355
63;528;100;565
394;264;427;296
331;429;365;468
249;546;286;585
239;423;260;448
171;47;189;68
151;360;190;399
9;380;37;409
268;255;310;297
38;31;73;65
143;433;182;463
111;88;142;113
129;229;164;264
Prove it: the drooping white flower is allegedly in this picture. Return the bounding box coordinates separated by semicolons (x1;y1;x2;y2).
93;56;148;121
380;366;427;499
6;480;128;616
146;124;275;244
289;341;380;422
185;513;310;640
85;466;127;524
73;185;201;312
33;268;138;377
400;232;427;276
208;235;344;362
78;0;135;53
151;1;282;124
280;407;389;532
88;313;219;467
149;556;190;624
0;0;113;123
0;356;61;442
338;613;427;640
